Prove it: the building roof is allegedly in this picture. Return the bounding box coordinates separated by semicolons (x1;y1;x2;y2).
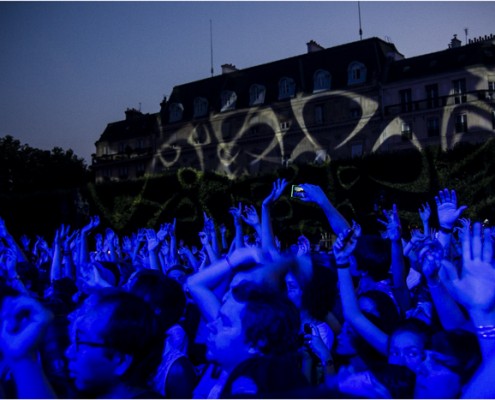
165;37;403;120
96;109;157;144
385;38;495;83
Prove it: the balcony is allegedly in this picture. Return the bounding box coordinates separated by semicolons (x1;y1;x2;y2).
384;90;494;117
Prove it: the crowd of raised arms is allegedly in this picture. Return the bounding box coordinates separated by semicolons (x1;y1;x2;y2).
0;179;494;399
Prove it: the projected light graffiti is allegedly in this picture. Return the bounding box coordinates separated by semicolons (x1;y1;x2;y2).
91;62;495;233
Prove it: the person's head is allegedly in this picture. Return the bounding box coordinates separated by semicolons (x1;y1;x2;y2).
65;289;163;397
353;234;391;282
413;329;481;398
206;280;300;373
166;264;193;285
388;318;430;372
126;269;186;332
359;290;401;334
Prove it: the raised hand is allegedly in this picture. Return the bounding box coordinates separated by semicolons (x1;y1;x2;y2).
435;188;467;230
377;204;402;241
418;203;431;223
145;229;160;252
439;222;495;316
81;215;100;234
333;221;361;265
242;205;260;227
262;178;288;207
229;202;243;224
19;235;30;251
0;296;53;361
296;235;311;257
296;184;328;206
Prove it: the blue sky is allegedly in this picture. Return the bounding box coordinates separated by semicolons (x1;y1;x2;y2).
1;1;494;164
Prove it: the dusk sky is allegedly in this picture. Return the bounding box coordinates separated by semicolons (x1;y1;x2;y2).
1;1;495;164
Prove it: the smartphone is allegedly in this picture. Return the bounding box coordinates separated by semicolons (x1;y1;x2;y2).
303;323;312;335
342;226;355;244
291;185;305;199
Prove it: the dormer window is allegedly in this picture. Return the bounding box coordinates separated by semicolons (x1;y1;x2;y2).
249;84;266;105
313;70;331;92
221;90;237;112
347;62;367;85
193;97;208;118
278;77;295;100
169;103;183;123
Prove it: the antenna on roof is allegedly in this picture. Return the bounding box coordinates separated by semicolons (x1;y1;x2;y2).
358;1;363;40
464;27;469;45
210;19;214;77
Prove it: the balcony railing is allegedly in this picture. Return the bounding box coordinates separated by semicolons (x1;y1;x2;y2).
384;90;494;116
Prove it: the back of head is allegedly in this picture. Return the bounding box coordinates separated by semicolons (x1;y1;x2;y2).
91;289;164;387
232;281;301;357
354;234;391;282
360;290;401;334
301;260;338;321
127;269;186;332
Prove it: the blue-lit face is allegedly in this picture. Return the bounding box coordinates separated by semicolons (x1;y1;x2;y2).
285;272;302;309
206;296;252;372
388;331;425;371
414;351;461;398
65;305;119;393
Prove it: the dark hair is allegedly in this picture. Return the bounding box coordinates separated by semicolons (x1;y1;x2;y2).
389;318;432;351
371;362;416;399
359;290;401;334
301;260;338;321
232;281;301;357
91;289;164;387
430;329;481;384
127;269;186;332
354;234;391;282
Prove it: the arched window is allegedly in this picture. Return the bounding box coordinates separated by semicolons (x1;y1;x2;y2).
169;103;183;123
249;84;266;105
347;62;367;85
221;90;237;112
278;77;296;100
313;70;331;92
193;97;208;118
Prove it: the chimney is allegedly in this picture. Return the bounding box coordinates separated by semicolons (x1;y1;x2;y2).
125;108;143;120
307;40;325;53
449;34;462;48
221;63;238;74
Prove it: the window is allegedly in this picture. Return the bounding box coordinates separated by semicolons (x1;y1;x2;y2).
351;143;363;158
347;62;367;85
425;84;439;109
487;81;495;100
136;162;146;177
399;89;413;112
452;78;467;104
249;84;266;105
426;117;440;137
313;70;331;92
118;166;128;179
221;90;237;112
280;121;291;131
193;97;208;118
169;103;183;123
314;105;324;125
278;77;295;100
401;121;412;139
455;114;467;133
118;142;126;154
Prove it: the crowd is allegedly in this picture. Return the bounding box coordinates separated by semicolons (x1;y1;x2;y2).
0;178;494;398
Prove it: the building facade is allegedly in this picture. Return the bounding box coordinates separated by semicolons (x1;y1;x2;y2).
92;35;495;182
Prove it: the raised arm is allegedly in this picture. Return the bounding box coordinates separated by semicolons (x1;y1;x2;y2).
334;223;389;355
0;296;56;398
229;203;244;251
79;215;100;265
261;178;288;255
378;204;411;313
435;188;467;257
298;184;350;236
439;222;495;398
